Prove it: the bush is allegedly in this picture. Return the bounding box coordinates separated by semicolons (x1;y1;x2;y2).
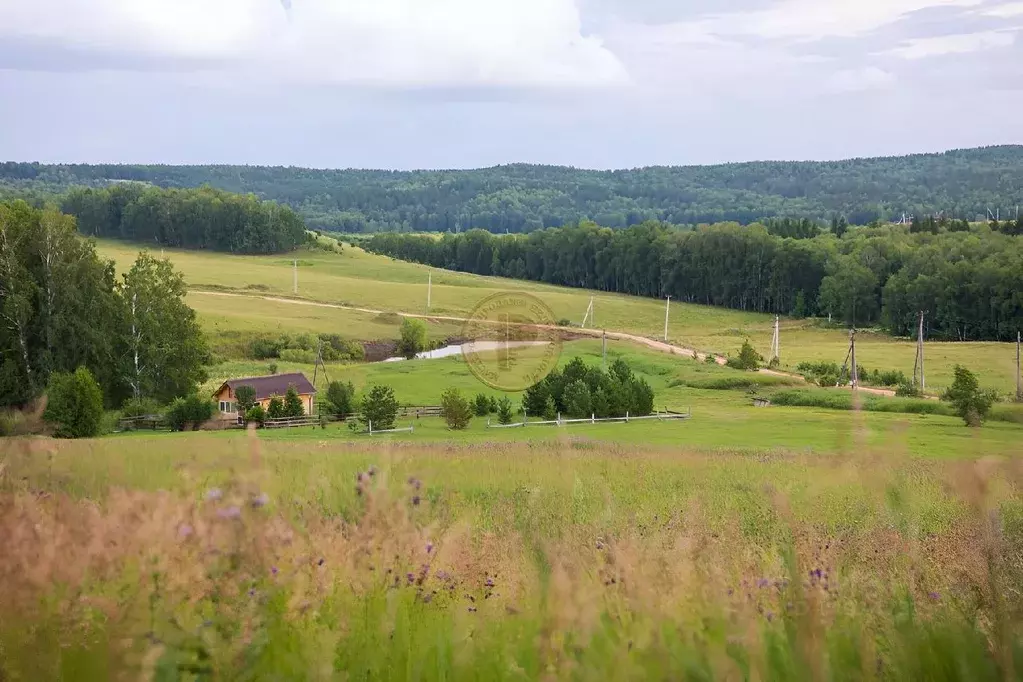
250;337;284;360
319;335;365;362
245;404;266;426
165;394;215;432
361;385;399;430
397;318;428;359
120;396;161;419
731;340;762;371
43;367;104;438
268;362;279;375
266;396;285;420
496;396;514;424
562;380;592;419
630;378;655;416
895;382;921;398
284;385;305;417
473;393;494;417
440;388;473;430
279;348;317;364
324;381;356;419
942;365;996;427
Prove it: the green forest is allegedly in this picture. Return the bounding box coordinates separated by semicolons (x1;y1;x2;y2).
3;145;1022;232
58;184;308;254
365;218;1023;342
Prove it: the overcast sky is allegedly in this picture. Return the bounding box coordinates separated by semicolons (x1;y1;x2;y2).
1;0;1021;169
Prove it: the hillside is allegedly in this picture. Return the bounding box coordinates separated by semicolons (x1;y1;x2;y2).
3;145;1023;232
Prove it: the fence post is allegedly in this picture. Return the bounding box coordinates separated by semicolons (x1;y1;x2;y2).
591;413;595;424
410;422;414;433
626;411;629;423
368;419;372;435
557;412;561;426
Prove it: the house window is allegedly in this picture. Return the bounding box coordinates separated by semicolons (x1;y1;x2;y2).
219;401;236;413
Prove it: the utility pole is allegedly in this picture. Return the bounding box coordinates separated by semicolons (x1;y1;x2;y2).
770;316;780;364
293;259;298;295
581;297;594;329
1017;330;1022;402
427;272;432;311
915;311;926;394
663;296;671;342
844;328;859;390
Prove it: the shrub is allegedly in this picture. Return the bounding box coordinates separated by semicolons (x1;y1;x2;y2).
234;385;257;413
268;362;279;375
361;385;399;430
324;381;356;419
732;340;762;371
43;367;104;438
440;388;473;430
120;396;161;419
895;382;921;398
473;393;494;417
250;337;284;360
630;378;655;416
165;394;215;432
942;365;996;427
562;380;592;419
266;396;285;420
245;404;266;426
319;335;365;362
279;348;317;364
284;385;305;417
397;318;428;359
496;396;514;424
542;395;557;420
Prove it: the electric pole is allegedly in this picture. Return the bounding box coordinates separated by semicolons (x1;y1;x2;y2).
602;330;607;371
663;296;671;342
845;328;859;390
770;315;780;364
913;311;925;394
427;272;432;311
293;259;298;294
1017;330;1022;402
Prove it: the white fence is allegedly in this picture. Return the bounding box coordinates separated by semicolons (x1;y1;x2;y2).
486;408;691;429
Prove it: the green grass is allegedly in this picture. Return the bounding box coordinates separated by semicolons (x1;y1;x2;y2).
96;238;1022;396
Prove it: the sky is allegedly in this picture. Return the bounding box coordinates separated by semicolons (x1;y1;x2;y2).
1;0;1021;169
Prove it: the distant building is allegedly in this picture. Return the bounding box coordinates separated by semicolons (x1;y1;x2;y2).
213;372;316;418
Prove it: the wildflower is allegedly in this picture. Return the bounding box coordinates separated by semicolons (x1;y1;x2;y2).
248;588;256;597
929;591;941;601
426;542;434;554
766;611;774;623
206;488;223;502
412;495;421;506
251;493;269;509
178;524;193;538
318;558;325;566
422;593;433;604
757;578;769;589
595;539;604;550
407;572;415;585
271;566;278;576
357;472;366;483
485;577;495;588
217;506;241;520
368;465;378;477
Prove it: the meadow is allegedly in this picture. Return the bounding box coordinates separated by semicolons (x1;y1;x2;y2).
94;240;1022;396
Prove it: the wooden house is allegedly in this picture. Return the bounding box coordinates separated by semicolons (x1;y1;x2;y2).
213;372;316;418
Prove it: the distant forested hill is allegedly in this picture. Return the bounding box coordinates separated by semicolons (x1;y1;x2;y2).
2;146;1022;232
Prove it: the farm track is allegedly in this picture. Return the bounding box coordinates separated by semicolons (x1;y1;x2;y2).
192;289;902;398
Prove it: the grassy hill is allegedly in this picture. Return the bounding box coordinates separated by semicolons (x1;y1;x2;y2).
96;239;1023;396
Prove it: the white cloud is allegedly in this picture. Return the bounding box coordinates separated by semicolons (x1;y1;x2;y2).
982;1;1023;16
675;0;985;41
0;0;628;88
828;67;896;92
883;29;1019;58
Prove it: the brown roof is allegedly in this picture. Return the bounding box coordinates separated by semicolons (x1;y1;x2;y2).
217;373;316;401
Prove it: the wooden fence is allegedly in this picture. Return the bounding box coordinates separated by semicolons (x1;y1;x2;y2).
487;408;691;429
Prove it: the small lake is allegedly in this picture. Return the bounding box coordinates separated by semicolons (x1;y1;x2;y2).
383;341;549;362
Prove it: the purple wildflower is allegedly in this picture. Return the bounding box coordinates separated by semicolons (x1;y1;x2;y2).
485;577;495;588
757;578;770;589
368;466;378;477
217;506;241;520
205;488;223;502
426;542;434;554
412;495;421;506
766;611;774;623
248;588;256;597
929;591;941;601
271;566;278;576
178;524;193;538
251;493;269;509
407;572;415;585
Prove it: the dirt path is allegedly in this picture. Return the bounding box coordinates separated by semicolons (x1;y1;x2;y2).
193;289;909;398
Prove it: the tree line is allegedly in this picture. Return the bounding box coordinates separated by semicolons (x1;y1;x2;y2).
3;145;1022;232
0;200;209;411
365;219;1023;342
61;184;308;254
